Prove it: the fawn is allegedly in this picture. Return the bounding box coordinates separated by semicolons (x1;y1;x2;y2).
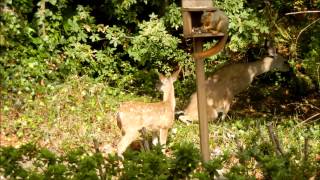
179;48;290;124
116;68;180;156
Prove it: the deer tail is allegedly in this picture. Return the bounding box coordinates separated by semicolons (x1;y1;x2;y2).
193;35;228;59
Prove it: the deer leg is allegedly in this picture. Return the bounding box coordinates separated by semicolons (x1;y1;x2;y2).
212;109;218;121
152;131;159;146
159;128;169;154
221;113;226;121
179;115;192;125
117;129;140;156
221;103;230;121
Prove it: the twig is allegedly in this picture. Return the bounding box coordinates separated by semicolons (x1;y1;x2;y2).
96;95;105;113
235;140;243;152
93;138;100;153
305;113;320;122
286;11;320;15
295;113;320;128
302;113;320;123
317;64;320;91
287;102;320;111
267;123;284;156
304;137;309;162
39;0;46;37
294;17;320;56
273;126;284;156
0;85;2;137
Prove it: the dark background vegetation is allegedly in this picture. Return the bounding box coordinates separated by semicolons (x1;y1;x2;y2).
1;0;319;97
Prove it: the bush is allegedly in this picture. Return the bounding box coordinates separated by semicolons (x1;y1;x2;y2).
1;141;318;180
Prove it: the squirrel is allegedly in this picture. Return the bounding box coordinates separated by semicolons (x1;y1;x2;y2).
193;9;229;59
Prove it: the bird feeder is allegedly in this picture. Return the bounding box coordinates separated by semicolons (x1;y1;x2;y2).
182;0;224;38
181;0;227;162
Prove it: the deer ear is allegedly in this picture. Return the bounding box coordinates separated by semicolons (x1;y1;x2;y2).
159;73;166;82
266;40;276;57
172;66;181;82
268;47;276;57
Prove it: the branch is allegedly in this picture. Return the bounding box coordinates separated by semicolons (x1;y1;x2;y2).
286;11;320;15
295;17;320;54
39;0;46;37
267;123;284;156
288;102;320;111
300;113;320;124
295;113;320;128
304;137;309;162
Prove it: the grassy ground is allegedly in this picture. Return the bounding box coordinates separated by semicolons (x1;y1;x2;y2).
1;76;319;164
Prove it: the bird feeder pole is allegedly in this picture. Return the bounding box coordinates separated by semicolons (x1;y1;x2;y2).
182;0;226;162
193;39;210;162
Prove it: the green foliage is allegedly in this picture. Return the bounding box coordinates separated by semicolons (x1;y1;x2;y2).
1;0;319;97
3;77;318;179
1;138;318;179
163;3;183;31
1;76;122;151
0;144;101;179
170;142;201;179
1;3;119;92
128;13;187;73
215;0;270;52
1;0;191;97
192;156;226;180
302;23;320;91
111;0;148;24
121;146;170;180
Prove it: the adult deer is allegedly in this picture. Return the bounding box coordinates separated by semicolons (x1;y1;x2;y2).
179;48;290;124
116;68;180;156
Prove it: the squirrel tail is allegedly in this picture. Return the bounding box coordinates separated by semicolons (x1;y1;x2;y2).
193;35;228;59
